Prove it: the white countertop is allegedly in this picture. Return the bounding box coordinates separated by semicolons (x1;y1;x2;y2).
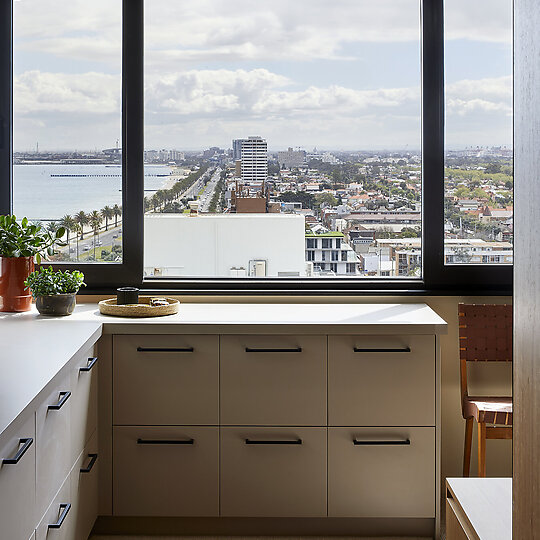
446;478;512;540
0;302;446;438
2;302;448;334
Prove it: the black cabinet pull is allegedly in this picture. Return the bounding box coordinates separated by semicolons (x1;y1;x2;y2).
48;391;71;410
245;347;302;353
136;347;194;353
353;438;411;446
48;503;71;529
245;438;303;445
80;453;98;473
137;438;194;445
80;357;98;372
2;438;33;465
353;347;411;353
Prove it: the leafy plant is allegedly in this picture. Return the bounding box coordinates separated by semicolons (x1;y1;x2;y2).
24;266;86;297
0;215;66;263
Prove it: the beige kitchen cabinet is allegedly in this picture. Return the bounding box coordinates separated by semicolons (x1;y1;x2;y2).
113;425;219;517
35;474;72;540
328;335;435;426
70;349;98;464
36;373;73;518
70;431;99;540
220;335;327;426
220;427;327;517
0;415;36;540
113;334;219;425
328;427;435;518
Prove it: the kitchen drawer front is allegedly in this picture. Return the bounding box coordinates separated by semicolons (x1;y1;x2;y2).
70;431;99;540
328;335;435;426
328;427;435;518
220;427;327;517
220;335;327;426
0;415;36;540
35;474;72;540
71;347;98;462
113;426;219;517
36;373;72;519
113;335;219;425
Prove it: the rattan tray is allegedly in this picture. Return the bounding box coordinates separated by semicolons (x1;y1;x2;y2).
98;297;180;317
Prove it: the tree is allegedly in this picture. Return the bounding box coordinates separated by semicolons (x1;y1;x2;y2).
101;206;114;231
74;211;89;239
59;215;76;253
89;210;102;258
315;193;338;207
112;204;122;227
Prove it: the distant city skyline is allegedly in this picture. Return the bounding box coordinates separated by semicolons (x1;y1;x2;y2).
13;0;512;151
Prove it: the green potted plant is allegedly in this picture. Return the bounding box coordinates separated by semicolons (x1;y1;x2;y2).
0;215;66;312
25;266;85;316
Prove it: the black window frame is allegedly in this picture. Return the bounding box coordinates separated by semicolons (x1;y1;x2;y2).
0;0;512;295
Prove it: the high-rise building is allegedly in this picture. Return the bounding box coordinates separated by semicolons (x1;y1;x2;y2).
232;138;247;161
240;136;268;183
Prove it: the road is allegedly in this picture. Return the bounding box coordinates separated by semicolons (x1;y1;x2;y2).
199;167;222;212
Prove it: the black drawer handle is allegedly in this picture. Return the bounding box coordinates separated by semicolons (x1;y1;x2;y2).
48;391;71;410
353;347;411;353
137;438;194;445
245;347;302;353
48;503;71;529
80;453;98;473
353;438;411;446
80;357;98;372
136;347;194;353
245;438;303;445
2;438;33;465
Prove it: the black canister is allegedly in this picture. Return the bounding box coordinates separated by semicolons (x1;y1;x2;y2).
117;287;139;305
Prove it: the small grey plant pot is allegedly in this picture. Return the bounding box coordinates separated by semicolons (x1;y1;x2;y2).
35;293;77;316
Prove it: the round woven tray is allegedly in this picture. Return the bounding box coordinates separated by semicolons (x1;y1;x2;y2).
98;297;180;317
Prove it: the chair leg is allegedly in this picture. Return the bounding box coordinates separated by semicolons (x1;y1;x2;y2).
478;422;487;477
463;417;473;476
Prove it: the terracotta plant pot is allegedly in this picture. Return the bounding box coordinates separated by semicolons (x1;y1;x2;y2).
0;256;35;312
35;293;77;316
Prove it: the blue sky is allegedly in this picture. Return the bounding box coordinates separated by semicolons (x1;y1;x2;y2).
13;0;512;152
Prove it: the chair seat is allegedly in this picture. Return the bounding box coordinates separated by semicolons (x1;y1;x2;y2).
464;396;513;425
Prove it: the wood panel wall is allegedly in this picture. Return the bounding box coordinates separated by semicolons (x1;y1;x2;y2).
514;1;540;537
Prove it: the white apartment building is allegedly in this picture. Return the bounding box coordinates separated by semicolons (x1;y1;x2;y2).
305;232;359;275
241;136;268;183
144;213;306;277
277;147;307;168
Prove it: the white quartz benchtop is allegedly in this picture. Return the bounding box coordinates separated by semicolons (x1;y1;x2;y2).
8;302;447;335
0;317;102;437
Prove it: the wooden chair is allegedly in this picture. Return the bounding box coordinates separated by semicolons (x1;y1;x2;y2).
458;304;513;477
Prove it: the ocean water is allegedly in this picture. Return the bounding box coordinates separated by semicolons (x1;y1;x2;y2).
13;163;172;221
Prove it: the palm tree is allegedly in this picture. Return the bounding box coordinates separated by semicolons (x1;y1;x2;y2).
101;206;114;231
59;215;76;251
112;204;122;227
46;221;59;234
73;224;82;261
74;211;88;240
89;210;102;258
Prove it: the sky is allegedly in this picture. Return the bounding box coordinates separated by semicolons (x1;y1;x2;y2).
13;0;513;152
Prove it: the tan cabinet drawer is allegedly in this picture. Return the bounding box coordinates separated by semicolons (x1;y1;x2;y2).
35;474;72;540
328;427;435;518
71;348;98;462
220;335;327;426
0;415;36;540
220;427;327;517
328;335;435;426
113;426;219;516
36;373;72;519
70;431;99;540
113;335;219;425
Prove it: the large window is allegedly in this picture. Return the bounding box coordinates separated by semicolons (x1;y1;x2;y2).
12;0;123;264
143;0;422;279
444;0;513;266
0;0;513;293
